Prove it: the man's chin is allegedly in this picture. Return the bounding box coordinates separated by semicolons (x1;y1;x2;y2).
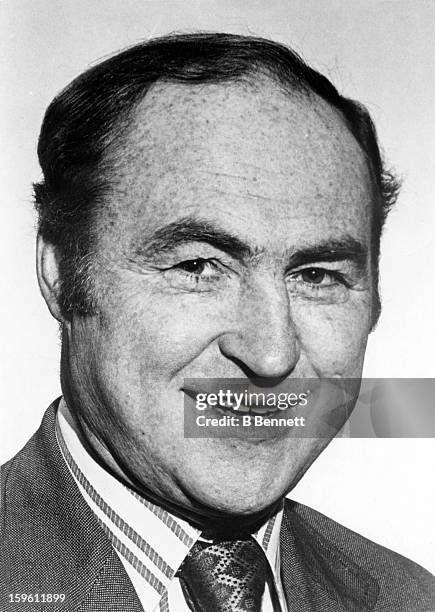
185;479;288;517
209;496;282;517
177;437;325;518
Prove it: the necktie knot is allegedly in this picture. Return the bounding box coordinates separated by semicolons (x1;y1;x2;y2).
177;538;269;611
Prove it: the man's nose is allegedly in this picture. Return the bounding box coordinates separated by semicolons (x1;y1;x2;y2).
218;277;300;379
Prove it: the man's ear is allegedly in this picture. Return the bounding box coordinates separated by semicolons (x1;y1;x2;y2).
36;234;65;323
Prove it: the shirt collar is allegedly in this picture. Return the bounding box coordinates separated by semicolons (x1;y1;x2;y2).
56;398;283;611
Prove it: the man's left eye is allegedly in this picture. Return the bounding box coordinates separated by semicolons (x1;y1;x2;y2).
287;267;349;301
298;268;335;285
175;259;211;275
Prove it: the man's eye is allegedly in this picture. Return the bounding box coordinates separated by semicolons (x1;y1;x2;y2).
296;268;346;286
299;268;330;285
176;259;210;275
163;258;225;290
287;267;349;302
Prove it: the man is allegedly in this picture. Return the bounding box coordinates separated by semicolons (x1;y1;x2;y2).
1;33;433;611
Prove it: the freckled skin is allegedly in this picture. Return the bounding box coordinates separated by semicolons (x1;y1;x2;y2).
62;79;374;515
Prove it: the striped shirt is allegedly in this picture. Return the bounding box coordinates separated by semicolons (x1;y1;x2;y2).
55;399;287;611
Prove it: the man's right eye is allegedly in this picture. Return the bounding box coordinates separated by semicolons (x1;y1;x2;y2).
162;258;226;290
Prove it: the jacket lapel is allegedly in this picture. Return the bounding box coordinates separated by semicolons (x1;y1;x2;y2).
280;499;379;612
1;401;143;612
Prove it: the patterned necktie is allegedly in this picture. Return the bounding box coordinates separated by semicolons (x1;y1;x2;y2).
177;538;269;612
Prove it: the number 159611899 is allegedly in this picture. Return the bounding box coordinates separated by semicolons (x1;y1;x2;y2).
8;593;66;604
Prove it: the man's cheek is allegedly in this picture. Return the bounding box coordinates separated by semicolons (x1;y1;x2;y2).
104;300;220;373
294;302;371;375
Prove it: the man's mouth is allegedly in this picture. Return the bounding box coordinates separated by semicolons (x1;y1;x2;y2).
213;400;281;416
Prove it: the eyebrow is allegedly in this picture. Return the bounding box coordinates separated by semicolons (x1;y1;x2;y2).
132;216;368;269
286;238;368;270
133;217;253;261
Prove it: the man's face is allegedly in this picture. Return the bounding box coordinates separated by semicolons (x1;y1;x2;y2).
65;79;374;514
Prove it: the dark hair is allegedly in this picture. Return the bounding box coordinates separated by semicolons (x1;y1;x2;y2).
34;32;399;320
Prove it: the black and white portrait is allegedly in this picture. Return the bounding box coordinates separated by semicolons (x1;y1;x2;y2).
1;2;434;611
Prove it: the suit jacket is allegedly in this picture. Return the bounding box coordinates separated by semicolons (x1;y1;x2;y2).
1;401;434;612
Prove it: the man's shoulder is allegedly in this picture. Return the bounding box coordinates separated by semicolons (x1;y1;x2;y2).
283;498;435;611
1;400;59;502
0;399;76;572
0;401;143;611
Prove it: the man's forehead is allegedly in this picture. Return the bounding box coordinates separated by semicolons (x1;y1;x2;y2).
113;76;368;179
103;77;373;247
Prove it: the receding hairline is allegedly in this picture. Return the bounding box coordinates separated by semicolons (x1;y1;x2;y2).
105;69;372;186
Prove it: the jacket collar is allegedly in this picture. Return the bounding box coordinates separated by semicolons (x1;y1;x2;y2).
280;499;379;611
